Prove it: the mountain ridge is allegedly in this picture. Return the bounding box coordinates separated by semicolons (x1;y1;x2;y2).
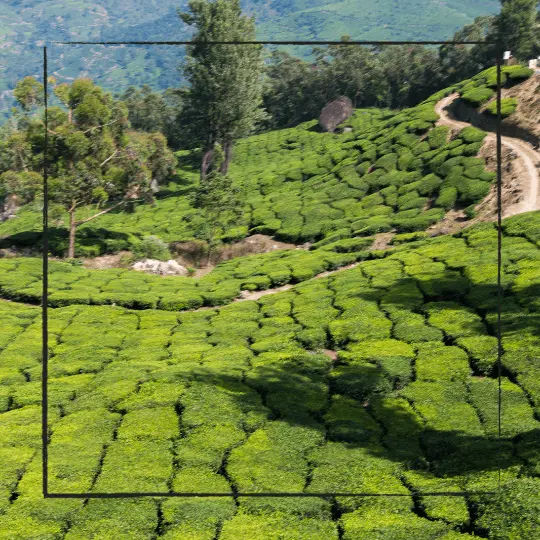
0;0;501;119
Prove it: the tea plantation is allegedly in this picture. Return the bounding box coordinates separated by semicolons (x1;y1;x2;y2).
0;71;539;538
6;68;533;256
0;210;538;538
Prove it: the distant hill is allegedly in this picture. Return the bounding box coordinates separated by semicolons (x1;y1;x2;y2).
0;0;500;119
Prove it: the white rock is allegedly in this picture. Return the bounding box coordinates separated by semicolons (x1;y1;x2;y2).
133;259;188;276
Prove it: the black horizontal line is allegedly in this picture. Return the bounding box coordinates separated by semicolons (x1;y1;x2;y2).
50;40;493;46
45;491;497;498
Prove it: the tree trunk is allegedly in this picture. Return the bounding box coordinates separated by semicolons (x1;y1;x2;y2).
68;210;76;259
200;146;215;182
219;140;233;175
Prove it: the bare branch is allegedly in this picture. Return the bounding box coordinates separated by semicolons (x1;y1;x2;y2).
74;199;126;226
99;150;118;168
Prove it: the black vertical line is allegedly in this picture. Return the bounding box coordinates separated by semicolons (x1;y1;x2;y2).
495;44;503;492
42;45;49;497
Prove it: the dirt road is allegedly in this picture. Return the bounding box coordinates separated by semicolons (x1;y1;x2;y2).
435;93;540;218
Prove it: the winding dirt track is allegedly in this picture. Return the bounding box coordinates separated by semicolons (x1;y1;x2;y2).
435;93;540;218
197;95;540;310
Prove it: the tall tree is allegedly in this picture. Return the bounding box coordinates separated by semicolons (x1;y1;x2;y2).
179;0;266;180
189;144;244;265
493;0;539;60
1;77;176;258
262;50;324;130
439;16;496;83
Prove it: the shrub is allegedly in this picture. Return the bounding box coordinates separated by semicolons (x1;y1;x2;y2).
448;144;466;156
162;467;235;537
425;302;485;338
417;173;442;196
397;192;427;210
476;478;540;539
457;178;490;204
325;395;382;443
393;319;443;343
435;186;457;210
468;377;537;438
132;235;171;261
438;157;464;177
415;342;470;381
464;204;477;219
428;150;449;172
505;65;534;80
461;86;494;106
341;506;450;539
220;514;338;539
331;362;393;400
116;407;178;440
485;97;518;117
462;141;484;156
484;68;507;88
329;314;392;345
373;153;398;172
296;327;327;349
459;126;486;143
158;293;204;311
390;231;428;245
427;126;449;148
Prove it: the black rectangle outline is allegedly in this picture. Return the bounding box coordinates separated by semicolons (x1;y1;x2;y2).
41;39;504;498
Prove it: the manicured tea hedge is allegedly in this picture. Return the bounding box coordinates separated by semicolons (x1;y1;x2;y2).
0;68;538;536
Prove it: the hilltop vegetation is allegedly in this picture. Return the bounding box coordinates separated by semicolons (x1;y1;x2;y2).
3;65;535;261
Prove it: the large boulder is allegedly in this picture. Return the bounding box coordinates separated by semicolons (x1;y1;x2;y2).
319;96;353;133
132;259;188;276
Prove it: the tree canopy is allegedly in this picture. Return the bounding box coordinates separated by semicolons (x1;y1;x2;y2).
178;0;266;179
0;77;176;258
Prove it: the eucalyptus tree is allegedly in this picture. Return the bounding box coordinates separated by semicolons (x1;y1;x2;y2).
0;77;176;258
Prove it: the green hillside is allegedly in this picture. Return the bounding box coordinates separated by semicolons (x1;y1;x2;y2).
4;65;528;259
0;65;539;537
0;213;538;537
0;0;501;119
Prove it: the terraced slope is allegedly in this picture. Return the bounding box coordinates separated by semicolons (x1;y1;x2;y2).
1;76;504;256
0;211;538;538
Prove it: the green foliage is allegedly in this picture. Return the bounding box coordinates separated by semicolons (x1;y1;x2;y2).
461;86;494;106
476;478;540;539
427;126;449;148
132;235;171;261
179;0;266;176
485;97;518;117
0;210;539;537
435;186;457;210
505;65;534;80
459;126;487;143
